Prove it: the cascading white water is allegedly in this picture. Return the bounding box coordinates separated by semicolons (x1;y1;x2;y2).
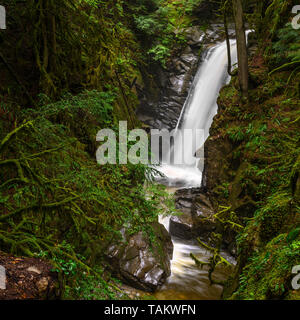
155;38;242;300
158;39;238;188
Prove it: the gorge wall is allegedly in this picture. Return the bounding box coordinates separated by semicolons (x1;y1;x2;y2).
136;24;236;131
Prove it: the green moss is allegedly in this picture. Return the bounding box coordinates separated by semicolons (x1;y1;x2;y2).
211;8;300;298
0;91;175;298
256;193;292;243
234;233;300;300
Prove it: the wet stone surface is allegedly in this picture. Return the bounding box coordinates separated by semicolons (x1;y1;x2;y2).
105;222;173;292
136;24;236;131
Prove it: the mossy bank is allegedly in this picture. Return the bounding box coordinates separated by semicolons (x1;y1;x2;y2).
199;0;300;300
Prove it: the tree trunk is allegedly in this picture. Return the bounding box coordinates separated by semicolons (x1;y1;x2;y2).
232;0;248;97
224;7;234;76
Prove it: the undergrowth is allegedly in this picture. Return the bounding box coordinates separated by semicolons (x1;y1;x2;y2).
209;2;300;299
0;91;175;298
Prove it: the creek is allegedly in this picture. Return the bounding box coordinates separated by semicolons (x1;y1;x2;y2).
155;39;239;300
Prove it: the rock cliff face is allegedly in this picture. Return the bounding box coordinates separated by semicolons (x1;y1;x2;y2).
136;24;235;131
136;23;239;256
105;222;173;292
169;187;237;257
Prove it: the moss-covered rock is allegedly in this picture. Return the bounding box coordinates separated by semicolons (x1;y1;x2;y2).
105;222;173;292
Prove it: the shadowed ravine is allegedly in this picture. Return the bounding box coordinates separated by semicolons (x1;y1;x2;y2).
155;39;240;300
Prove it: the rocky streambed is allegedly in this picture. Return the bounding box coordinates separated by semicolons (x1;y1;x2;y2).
101;24;241;298
153;186;237;300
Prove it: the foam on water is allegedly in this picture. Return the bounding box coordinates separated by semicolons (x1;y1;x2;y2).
157;39;238;188
155;37;245;299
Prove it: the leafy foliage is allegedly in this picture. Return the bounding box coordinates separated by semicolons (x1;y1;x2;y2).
0;92;175;298
129;0;204;66
272;24;300;64
235;233;300;300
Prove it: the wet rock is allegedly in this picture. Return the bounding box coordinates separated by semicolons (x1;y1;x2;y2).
177;199;193;210
169;75;185;96
170;213;194;240
174;188;238;253
182;46;193;55
180;53;198;67
173;188;219;242
184;27;205;46
172;188;214;240
169;95;186;105
167;111;180;121
175;187;201;204
174;59;190;73
192;193;217;238
105;222;173;292
206;29;220;42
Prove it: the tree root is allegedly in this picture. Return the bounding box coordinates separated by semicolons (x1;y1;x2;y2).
191;238;232;286
0;121;34;152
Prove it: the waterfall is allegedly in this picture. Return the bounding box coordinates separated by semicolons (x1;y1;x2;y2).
157;39;238;188
155;32;252;300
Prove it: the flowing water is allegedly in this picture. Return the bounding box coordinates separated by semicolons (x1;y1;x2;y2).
156;216;235;300
155;38;240;300
157;39;238;188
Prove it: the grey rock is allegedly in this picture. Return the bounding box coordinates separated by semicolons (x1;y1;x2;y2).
180;54;198;67
169;95;185;105
170;213;194;240
177;199;193;209
184;27;205;46
192;193;217;236
173;188;217;240
169;75;185;95
105;222;173;292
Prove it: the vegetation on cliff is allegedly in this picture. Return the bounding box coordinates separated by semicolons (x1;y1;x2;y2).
0;0;202;299
0;0;299;300
203;0;300;300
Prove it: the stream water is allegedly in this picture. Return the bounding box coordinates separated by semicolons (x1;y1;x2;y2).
154;39;240;300
157;39;238;188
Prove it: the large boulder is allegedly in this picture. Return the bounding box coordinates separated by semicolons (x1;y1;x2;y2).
172;188;217;241
173;188;237;255
170;213;194;240
192;193;217;239
170;188;195;239
105;222;173;292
